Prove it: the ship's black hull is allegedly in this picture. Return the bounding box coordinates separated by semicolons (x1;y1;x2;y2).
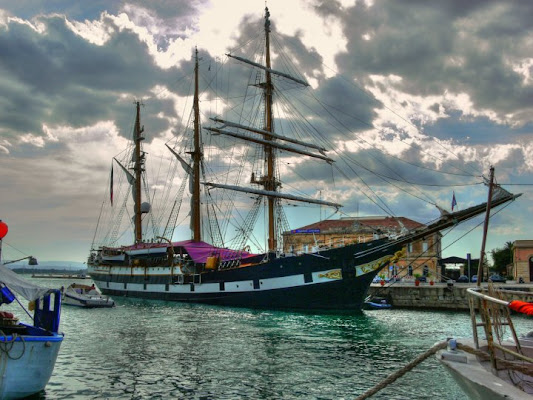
88;239;403;311
95;277;372;310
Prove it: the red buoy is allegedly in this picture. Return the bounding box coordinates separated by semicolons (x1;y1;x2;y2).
0;221;8;239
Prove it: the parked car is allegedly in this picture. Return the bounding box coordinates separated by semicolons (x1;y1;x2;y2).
489;274;506;283
471;275;478;283
456;275;469;283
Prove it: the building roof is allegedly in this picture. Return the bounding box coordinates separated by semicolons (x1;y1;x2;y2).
286;216;425;234
513;240;533;248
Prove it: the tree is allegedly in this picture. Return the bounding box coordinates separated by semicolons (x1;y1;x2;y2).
490;241;513;275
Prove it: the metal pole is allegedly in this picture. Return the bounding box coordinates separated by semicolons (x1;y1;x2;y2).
467;252;471;281
477;166;495;287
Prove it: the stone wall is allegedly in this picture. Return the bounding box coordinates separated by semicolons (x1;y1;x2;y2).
368;284;533;310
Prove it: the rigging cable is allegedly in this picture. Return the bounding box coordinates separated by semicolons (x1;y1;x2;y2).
274;86;441;207
278;32;482;179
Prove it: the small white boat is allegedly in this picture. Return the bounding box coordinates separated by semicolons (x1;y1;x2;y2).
62;283;115;308
362;295;392;310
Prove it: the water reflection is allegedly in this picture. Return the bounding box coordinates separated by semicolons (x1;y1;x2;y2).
20;278;477;399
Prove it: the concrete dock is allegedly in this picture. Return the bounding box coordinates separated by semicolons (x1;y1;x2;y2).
368;282;533;310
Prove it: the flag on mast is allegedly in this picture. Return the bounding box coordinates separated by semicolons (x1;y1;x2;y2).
451;191;457;211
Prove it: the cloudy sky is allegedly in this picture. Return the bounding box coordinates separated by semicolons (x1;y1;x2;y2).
0;0;531;263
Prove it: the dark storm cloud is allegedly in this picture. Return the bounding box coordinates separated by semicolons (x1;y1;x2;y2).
279;150;448;222
265;75;378;149
0;13;180;143
309;0;344;18
121;0;210;49
329;0;533;123
0;0;205;22
0;1;528;263
283;140;475;191
215;10;379;142
311;76;378;133
0;0;117;20
124;0;206;22
225;12;325;96
272;30;325;83
429;113;533;144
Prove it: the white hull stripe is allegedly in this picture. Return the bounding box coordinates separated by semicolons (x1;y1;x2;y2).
92;268;342;294
125;248;167;256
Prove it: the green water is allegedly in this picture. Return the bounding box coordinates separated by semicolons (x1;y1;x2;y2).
14;278;530;399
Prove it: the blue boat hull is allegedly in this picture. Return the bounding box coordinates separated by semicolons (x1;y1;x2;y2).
0;333;63;399
363;302;392;310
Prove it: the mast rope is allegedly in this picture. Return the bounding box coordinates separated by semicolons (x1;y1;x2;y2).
295;88;455;206
355;340;448;400
274;85;439;209
0;331;26;360
277;31;483;177
269;28;481;179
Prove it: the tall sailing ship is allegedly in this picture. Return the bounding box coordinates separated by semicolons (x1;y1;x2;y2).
87;8;520;310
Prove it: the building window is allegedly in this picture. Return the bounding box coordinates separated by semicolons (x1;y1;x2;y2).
303;244;308;253
423;265;429;277
408;243;413;253
408;265;413;276
422;242;428;252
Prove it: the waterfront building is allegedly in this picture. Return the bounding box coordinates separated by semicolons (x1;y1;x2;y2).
512;240;533;283
282;216;441;279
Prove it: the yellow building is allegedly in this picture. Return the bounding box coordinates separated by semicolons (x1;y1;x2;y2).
282;216;441;280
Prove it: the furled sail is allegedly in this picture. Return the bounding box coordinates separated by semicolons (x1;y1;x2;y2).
166;144;197;232
227;54;309;86
166;144;194;195
210;118;327;154
114;157;143;221
166;144;192;175
205;127;334;163
203;182;342;209
114;157;134;185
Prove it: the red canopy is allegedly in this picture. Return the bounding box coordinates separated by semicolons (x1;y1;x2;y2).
509;300;533;316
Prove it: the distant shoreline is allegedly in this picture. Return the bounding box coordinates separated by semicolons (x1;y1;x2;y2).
31;273;90;279
10;268;88;275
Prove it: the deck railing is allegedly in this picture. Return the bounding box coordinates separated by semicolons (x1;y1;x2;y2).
467;286;533;371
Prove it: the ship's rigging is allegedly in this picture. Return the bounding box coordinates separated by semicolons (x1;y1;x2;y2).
91;7;514;258
87;6;520;312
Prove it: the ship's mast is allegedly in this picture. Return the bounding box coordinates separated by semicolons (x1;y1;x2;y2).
133;101;144;243
192;48;202;242
263;7;277;252
205;8;338;252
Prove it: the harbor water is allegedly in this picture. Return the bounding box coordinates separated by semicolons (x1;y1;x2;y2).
15;278;530;399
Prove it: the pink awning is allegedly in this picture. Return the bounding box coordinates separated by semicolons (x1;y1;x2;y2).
173;240;259;264
118;240;260;264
